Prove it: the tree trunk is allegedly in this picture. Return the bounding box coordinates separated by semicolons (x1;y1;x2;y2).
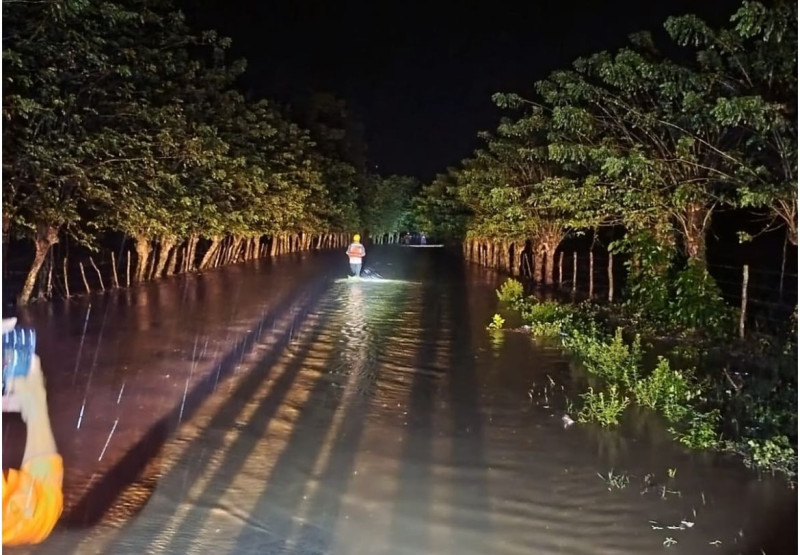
185;235;199;272
18;224;59;305
36;248;55;300
681;202;711;265
133;235;152;283
153;236;175;279
168;244;181;276
199;236;222;270
537;231;562;285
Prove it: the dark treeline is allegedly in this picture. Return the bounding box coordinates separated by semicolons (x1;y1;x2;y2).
2;0;419;306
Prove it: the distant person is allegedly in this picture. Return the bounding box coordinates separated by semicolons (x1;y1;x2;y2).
346;234;366;277
420;234;427;245
2;318;63;546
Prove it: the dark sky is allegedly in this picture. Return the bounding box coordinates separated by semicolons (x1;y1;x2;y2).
181;0;744;181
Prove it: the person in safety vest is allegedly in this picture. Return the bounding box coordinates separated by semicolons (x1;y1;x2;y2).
2;318;63;546
346;234;366;277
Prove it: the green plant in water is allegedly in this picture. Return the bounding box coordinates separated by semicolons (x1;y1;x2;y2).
572;328;641;388
740;435;796;476
578;385;630;427
497;278;524;307
670;409;720;450
488;313;505;330
521;300;575;338
632;357;702;422
667;467;677;479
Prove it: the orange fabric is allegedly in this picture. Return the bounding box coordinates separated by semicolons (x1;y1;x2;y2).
3;455;63;546
346;243;365;258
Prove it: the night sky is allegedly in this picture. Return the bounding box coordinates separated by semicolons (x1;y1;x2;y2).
181;0;745;181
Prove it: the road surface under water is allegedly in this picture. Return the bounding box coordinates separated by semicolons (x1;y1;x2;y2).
4;248;796;555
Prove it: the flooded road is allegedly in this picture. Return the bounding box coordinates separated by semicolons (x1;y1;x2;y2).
5;248;796;554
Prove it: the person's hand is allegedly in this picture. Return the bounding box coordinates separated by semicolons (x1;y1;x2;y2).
3;317;18;333
7;355;49;424
2;317;21;412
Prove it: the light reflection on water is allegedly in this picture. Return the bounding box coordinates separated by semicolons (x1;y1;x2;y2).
6;248;796;555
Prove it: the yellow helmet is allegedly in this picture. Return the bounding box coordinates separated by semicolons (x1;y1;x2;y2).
353;234;361;242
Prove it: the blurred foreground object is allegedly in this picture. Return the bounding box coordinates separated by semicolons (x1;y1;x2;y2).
2;318;63;546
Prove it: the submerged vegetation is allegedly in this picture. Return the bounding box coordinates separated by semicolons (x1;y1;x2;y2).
495;277;797;477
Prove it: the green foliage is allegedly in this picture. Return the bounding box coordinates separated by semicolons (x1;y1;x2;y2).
577;385;631;427
412;172;471;240
504;292;796;476
669;261;735;337
633;357;703;422
418;0;796;260
613;233;673;320
740;436;796;476
488;313;506;330
361;175;419;236
615;235;734;338
670;410;720;450
568;328;642;389
496;278;524;306
2;0;374;271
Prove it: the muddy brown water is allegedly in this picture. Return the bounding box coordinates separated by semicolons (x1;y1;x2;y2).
3;248;796;554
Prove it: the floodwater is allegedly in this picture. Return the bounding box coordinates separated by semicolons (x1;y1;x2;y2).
4;248;796;554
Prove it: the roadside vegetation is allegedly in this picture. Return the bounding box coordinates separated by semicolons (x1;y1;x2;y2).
413;0;797;478
498;277;797;477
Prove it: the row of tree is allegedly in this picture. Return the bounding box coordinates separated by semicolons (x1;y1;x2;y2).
414;1;796;285
3;0;417;305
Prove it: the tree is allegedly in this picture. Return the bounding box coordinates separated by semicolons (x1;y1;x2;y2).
413;171;471;241
666;1;797;245
361;175;419;238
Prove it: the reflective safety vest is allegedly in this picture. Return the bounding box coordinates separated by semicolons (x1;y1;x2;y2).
346;243;366;261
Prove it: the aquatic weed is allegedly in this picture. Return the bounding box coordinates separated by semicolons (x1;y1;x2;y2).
487;313;505;330
577;385;630;427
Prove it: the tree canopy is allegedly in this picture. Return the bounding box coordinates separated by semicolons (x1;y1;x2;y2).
415;1;796;272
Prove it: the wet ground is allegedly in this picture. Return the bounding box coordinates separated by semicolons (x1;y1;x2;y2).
4;248;797;554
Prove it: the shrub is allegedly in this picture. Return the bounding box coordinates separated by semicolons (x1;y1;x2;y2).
570;328;641;388
577;385;630;427
633;356;703;422
497;278;524;307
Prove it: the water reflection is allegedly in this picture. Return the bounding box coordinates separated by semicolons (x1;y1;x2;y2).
4;248;795;555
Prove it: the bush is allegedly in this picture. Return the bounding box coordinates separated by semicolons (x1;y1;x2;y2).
670;409;720;450
633;357;703;422
568;328;642;388
669;261;735;338
521;300;573;337
577;385;630;427
740;436;796;475
497;278;524;307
